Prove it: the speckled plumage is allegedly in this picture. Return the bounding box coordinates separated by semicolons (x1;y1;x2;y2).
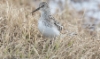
32;2;63;38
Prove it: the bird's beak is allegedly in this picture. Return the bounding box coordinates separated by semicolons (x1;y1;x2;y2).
32;5;44;15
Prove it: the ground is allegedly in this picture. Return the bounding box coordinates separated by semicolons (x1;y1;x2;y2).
0;0;100;59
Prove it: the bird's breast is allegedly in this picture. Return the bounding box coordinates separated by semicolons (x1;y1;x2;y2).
38;20;60;37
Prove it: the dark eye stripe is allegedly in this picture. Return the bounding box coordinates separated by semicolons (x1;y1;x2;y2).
42;5;44;7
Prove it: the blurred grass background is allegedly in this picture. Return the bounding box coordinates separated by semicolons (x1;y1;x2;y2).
0;0;100;59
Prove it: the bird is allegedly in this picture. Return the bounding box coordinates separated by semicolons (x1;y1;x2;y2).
32;2;63;38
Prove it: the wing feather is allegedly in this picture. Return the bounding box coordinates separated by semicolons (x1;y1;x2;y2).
49;15;63;31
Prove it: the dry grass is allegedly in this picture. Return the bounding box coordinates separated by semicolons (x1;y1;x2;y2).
0;0;100;59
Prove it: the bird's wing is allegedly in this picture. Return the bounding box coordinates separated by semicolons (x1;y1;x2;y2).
49;15;63;31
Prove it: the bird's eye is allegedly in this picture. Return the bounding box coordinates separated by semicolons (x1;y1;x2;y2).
42;5;44;7
39;5;44;8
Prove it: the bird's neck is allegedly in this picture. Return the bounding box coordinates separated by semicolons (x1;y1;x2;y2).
41;10;51;18
41;11;51;20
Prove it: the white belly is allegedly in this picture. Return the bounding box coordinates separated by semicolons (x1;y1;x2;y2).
38;20;60;38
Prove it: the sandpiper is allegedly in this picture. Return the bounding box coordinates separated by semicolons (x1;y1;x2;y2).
32;2;63;38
